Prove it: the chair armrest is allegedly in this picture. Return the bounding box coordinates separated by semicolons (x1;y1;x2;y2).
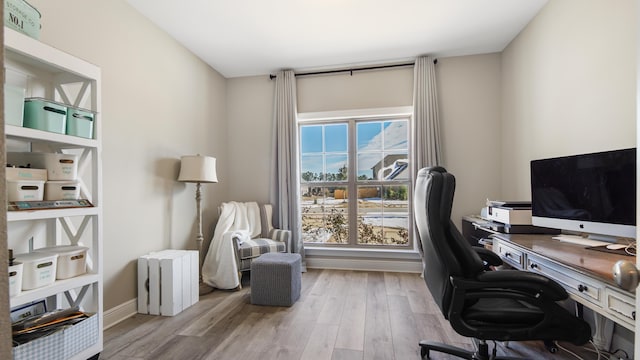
225;231;250;244
472;246;502;267
454;270;568;301
227;231;243;270
269;229;292;252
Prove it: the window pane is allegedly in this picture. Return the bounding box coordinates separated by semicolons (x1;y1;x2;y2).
382;185;410;245
357;185;409;246
325;155;348;181
301;155;323;182
378;152;409;181
325;124;347;152
357;153;382;180
357;122;382;150
325;203;348;244
301;125;323;153
301;185;327;243
301;186;348;244
383;121;408;150
357;120;409;181
356;186;383;244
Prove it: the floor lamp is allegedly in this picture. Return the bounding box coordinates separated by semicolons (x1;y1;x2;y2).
178;155;218;295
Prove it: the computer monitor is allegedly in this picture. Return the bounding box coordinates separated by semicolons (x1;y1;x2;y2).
530;148;637;240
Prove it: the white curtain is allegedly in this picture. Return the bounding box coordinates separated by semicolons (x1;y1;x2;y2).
413;55;442;174
413;56;442;262
269;70;306;270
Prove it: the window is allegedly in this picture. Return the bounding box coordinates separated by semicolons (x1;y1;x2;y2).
299;115;411;248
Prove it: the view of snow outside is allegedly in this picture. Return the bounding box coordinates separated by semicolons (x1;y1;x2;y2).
300;119;410;246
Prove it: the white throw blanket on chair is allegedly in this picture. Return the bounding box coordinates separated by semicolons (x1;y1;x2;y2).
202;201;261;289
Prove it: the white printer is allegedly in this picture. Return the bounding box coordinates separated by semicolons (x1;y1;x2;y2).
485;201;532;225
480;200;558;235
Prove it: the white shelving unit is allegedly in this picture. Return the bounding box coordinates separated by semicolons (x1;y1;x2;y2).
4;28;103;359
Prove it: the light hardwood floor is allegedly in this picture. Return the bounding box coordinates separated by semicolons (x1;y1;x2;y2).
102;269;600;359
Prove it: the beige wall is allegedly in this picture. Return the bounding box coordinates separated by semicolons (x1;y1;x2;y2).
226;76;274;203
501;0;637;199
437;54;502;222
27;0;228;310
296;67;413;112
228;55;502;227
500;2;637;348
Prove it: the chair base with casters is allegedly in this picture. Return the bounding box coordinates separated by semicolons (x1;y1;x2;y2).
420;339;534;360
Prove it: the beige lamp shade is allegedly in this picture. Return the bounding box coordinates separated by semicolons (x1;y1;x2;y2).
178;155;218;183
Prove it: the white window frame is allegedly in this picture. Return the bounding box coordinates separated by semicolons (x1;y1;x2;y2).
298;106;419;255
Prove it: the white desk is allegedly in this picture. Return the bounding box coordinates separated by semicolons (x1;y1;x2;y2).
490;233;635;348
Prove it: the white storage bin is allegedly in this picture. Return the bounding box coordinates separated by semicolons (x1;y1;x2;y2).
8;152;78;180
45;180;81;200
7;179;44;202
34;245;88;279
9;262;23;296
6;167;47;181
14;252;58;290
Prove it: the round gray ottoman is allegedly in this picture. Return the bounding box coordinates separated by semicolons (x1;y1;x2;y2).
250;252;301;306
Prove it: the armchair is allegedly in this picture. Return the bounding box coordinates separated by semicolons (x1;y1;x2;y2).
203;202;291;290
413;167;591;360
227;203;291;279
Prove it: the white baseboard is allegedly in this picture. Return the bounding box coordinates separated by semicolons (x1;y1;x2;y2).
306;256;422;273
103;298;137;330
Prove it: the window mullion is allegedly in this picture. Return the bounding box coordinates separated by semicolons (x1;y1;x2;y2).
347;119;358;246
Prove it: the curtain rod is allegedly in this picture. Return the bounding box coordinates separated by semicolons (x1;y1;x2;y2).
268;59;437;80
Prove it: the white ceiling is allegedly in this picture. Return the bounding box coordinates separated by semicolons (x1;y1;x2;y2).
127;0;548;78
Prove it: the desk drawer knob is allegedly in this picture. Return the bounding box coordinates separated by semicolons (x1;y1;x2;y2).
530;263;538;269
577;284;588;292
505;252;511;258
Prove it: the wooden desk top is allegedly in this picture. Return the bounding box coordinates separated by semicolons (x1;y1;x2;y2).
493;233;634;284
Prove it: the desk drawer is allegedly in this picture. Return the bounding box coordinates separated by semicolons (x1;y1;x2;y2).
526;254;602;306
494;240;524;269
605;287;635;329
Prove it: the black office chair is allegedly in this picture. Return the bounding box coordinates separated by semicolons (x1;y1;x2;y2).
413;167;591;360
